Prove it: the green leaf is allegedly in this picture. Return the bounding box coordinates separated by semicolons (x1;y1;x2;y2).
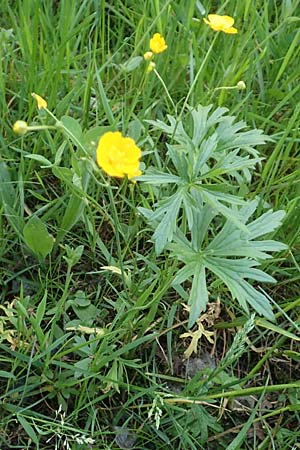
83;126;114;153
56;161;90;246
127;118;144;141
137;171;182;184
95;70;115;126
17;415;39;445
205;256;275;321
51;166;74;184
191;104;215;146
0;162;24;235
172;262;196;286
193;135;218;177
24;154;52;167
64;244;84;267
207;200;287;259
73;290;90;307
121;56;143;72
73;303;98;322
256;318;300;341
200;189;248;232
60;115;83;144
188;263;208;327
227;391;263;450
152;190;185;254
74;357;92;379
53;142;66;166
191;203;216;249
184;405;222;442
0;161;15;207
248;209;286;239
139;105;286;325
23;216;54;260
0;370;16;380
35;290;47;326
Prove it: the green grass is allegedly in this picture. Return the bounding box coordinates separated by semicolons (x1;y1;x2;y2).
1;0;300;449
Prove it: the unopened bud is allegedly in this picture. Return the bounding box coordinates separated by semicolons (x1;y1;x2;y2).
147;61;156;72
236;80;246;90
143;51;153;61
13;120;28;135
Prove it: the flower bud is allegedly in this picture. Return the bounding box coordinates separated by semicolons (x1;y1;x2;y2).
143;51;153;61
31;92;47;109
13;120;28;135
147;61;156;72
237;80;246;90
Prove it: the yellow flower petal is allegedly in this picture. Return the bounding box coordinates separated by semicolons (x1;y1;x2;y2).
31;92;48;110
208;14;234;28
204;14;238;34
96;131;142;179
223;26;238;34
149;33;168;54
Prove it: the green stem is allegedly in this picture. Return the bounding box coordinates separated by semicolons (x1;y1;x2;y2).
166;382;300;404
153;68;177;113
106;180;129;294
44;107;89;157
179;33;218;117
47;263;73;339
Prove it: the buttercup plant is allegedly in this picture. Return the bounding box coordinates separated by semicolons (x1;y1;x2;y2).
12;92;142;250
137;105;287;326
144;32;167;72
143;33;176;111
11;23;286;330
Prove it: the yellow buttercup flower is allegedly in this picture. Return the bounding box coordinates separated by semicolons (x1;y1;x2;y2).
96;131;142;179
13;120;28;135
31;92;48;109
203;14;238;34
149;33;168;54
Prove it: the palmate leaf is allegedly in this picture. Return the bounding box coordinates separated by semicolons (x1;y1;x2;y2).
199;150;261;180
207;199;287;259
170;199;286;326
205;257;276;320
141;105;286;325
192;134;218;178
147;114;193;149
141;106;271;255
191;105;227;146
200;188;248;233
136;171;182;185
139;189;186;254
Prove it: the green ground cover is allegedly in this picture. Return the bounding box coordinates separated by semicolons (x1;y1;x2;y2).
1;0;300;448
